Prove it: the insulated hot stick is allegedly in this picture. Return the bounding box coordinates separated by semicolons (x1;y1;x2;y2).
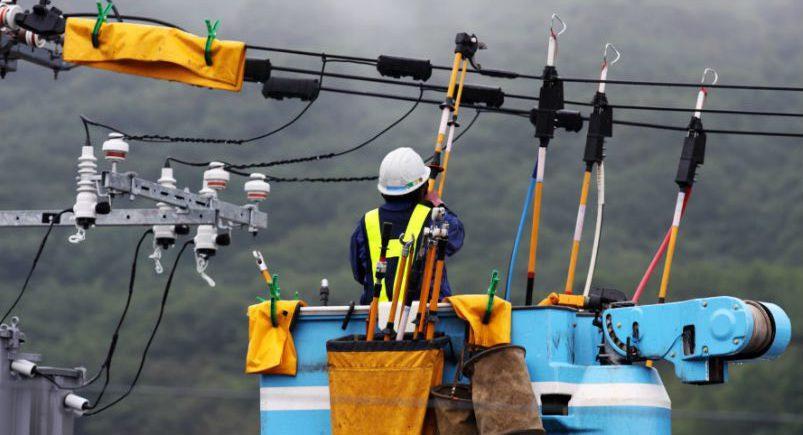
656;69;716;304
425;224;449;340
396;235;423;341
565;43;619;296
366;222;392;341
412;236;437;340
427;32;483;193
631;188;691;303
436;59;468;198
384;234;413;341
525;14;566;305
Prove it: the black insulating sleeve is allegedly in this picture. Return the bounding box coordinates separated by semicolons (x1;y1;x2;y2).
262;76;320;101
244;58;272;83
376;55;432;82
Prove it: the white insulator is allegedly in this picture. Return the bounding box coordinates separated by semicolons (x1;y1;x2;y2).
10;359;36;377
0;3;22;31
244;173;270;202
193;225;218;256
153;166;177;247
102;132;129;162
73;145;98;228
63;393;90;415
17;29;45;48
203;162;229;191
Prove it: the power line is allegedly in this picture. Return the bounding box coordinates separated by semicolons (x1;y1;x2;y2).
227;86;426;171
58;11;803;92
273;64;803;118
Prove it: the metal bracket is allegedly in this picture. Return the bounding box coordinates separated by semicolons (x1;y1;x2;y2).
0;209;217;227
103;171;267;229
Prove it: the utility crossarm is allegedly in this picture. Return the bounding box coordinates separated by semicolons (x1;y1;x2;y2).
0;209;216;227
103;171;268;230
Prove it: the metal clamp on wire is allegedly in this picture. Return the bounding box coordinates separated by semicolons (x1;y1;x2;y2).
534;14;567;143
675;117;706;188
530;108;584;134
454;32;486;70
376;55;432;81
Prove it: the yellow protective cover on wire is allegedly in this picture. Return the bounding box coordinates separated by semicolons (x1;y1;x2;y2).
245;300;306;375
447;295;512;347
63;18;246;92
326;336;448;435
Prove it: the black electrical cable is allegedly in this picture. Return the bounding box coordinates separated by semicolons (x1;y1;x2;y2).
267;175;378;182
83;229;152;409
41;229;153;394
85;239;193;417
0;208;72;325
318;85;803;137
62;13;185;31
245;43;803;91
227;86;425;171
79;59;328;145
275;64;803;118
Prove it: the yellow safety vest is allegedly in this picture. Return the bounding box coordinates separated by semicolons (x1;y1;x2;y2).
364;204;431;302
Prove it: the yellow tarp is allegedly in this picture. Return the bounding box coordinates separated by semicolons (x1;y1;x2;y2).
63;18;246;92
447;295;512;347
327;337;448;435
245;300;306;375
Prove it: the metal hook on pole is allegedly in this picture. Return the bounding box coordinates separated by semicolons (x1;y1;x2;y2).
701;67;719;86
68;227;86;244
149;244;164;274
195;254;216;287
603;43;621;66
550;14;567;36
599;43;621;93
546;14;567;67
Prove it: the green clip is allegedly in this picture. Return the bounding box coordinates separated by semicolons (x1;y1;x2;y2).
482;269;499;324
294;291;300;300
269;274;281;327
255;296;267;303
204;19;220;66
92;1;115;48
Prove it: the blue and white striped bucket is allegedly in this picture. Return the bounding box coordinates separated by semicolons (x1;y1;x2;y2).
259;304;670;434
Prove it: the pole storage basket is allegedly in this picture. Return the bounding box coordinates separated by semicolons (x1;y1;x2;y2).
326;335;450;435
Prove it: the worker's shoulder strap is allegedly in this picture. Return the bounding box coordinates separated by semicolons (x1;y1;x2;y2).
364;204;431;301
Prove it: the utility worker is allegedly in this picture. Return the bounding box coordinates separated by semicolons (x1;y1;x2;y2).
350;147;465;305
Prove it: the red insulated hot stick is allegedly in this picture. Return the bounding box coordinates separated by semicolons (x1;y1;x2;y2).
366;222;393;341
632;185;693;303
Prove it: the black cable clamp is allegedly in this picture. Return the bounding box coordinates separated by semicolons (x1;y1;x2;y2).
675;117;706;188
460;84;504;108
533;65;565;142
262;76;320;101
244;58;272;83
583;92;613;167
376;55;432;82
530;108;583;135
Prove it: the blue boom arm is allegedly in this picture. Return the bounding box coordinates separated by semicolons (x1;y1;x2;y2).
602;296;791;384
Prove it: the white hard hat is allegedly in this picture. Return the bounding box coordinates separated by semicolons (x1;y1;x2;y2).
377;147;431;196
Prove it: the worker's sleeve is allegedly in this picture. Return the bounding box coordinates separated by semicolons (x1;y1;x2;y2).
443;208;465;256
350;220;372;305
